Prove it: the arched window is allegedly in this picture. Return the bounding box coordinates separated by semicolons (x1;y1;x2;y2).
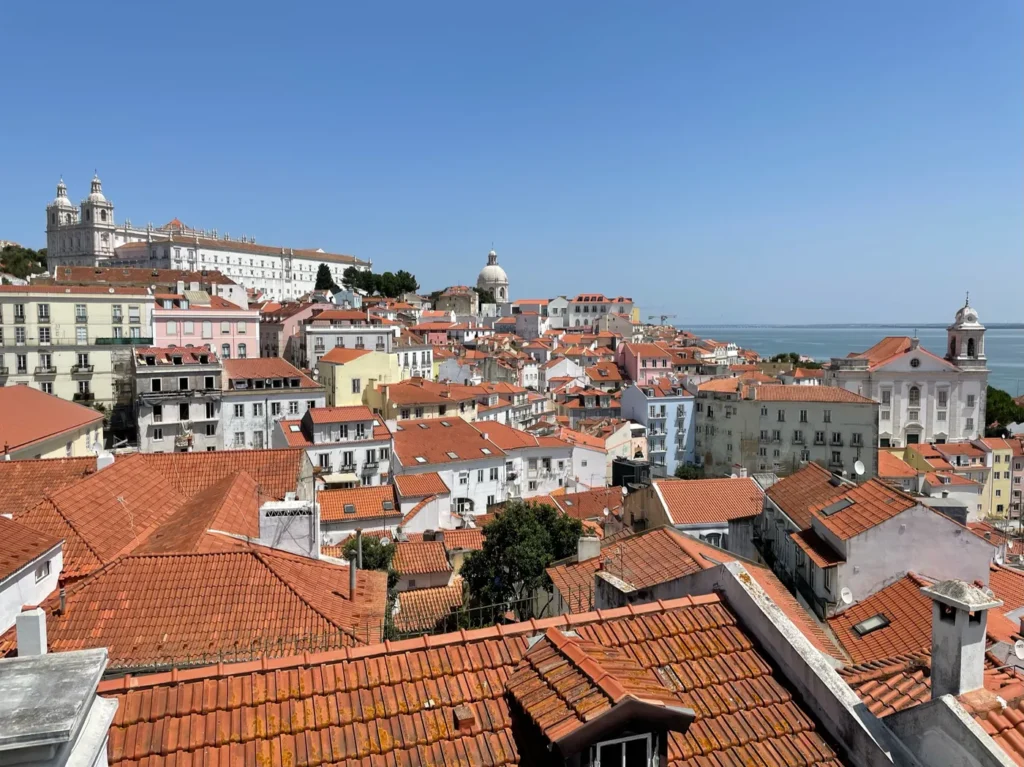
221;343;230;359
50;213;55;225
100;210;107;222
949;338;956;357
908;386;920;406
967;338;976;358
238;343;247;359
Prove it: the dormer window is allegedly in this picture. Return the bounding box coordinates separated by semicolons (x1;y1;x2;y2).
172;356;183;365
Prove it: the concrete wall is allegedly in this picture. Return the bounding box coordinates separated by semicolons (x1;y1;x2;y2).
0;546;62;633
886;696;1016;767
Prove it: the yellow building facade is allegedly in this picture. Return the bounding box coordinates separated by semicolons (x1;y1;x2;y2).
316;348;400;407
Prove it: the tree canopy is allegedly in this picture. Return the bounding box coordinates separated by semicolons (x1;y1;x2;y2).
768;352;823;369
315;263;339;292
341;266;419;298
460;501;583;609
341;535;398;590
674;464;705;480
1;245;47;279
986;386;1024;436
474;286;496;305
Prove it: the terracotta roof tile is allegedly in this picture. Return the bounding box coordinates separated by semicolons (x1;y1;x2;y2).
317;346;373;364
222;357;321;388
990;564;1024;613
839;652;933;717
878;451;918;479
393;540;451;576
0;457;95;517
655;477;764;525
766;463;848;530
136;448;308;500
809;479;917;541
393;418;506;467
393;472;450;498
0;515;61;583
849;336;957;372
442;528;484;551
754;385;877;404
394;579;465;634
97;594;848;767
319;485;401;522
553;486;625;520
0;387;103;453
14;455;187;579
307;404;376;424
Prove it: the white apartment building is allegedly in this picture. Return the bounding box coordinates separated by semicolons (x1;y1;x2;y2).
394;331;434;380
301;310;395;368
273;405;392;487
0;284;154;410
220;358;326;450
566;293;635;331
45;175;370;301
695;381;879;478
133;346;223;453
825;300;988;447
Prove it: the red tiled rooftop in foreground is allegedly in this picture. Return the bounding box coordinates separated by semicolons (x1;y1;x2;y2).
766;463;847;531
393;540;452;576
655;476;764;525
393;578;465;634
136;448;308;500
878;451;918;479
0;457;95;517
809;479;917;541
0;515;61;582
0;386;103;453
393;471;451;498
97;594;849;767
0;548;388;669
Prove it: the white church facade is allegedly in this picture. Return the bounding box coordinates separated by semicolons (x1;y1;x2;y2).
45;176;371;301
825;298;988;447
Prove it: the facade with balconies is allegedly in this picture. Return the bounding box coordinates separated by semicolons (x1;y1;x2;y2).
621;382;695;478
300;309;395;368
272;405;393;487
133;346;223;453
0;285;154;419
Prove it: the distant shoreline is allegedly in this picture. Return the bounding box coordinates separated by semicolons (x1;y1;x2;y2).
680;323;1024;330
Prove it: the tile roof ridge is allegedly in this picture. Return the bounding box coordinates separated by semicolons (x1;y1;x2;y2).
542;626;629;703
34;496;107;570
840;651;931;685
97;593;717;693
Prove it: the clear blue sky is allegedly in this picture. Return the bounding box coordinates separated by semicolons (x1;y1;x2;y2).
2;1;1020;323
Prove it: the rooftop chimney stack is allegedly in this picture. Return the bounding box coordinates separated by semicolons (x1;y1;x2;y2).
349;553;358;598
577;536;601;563
921;579;1002;699
356;529;363;569
16;607;47;656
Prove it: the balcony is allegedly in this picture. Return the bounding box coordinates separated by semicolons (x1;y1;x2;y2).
112;314;123;324
71;364;94;374
354;343;366;350
34;366;57;375
375;344;386;351
830;436;843;446
813;437;826;446
13;315;25;324
338;463;356;474
828;458;844;470
73;392;94;402
362;460;380;472
96;337;154;345
75;315;88;324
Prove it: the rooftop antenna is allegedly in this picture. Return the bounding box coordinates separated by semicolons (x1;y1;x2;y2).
965;290;970;306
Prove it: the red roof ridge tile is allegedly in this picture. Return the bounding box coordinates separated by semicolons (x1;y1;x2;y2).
97;592;722;693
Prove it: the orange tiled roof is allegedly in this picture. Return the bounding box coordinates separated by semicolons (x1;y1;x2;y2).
308;405;376;424
0;457;95;517
442;528;484;551
319;485;400;523
393;472;450;498
765;463;847;530
0;515;61;582
393;418;506;467
754;385;876;404
393;540;451;576
553;486;624;520
135;471;262;554
222;357;321;388
828;573;935;663
922;471;978;487
878;451;918;479
809;479;917;541
14;455;187;579
990;564;1024;613
136;448;308;500
791;528;845;567
849;336;956;372
0;386;103;452
655;477;764;525
0;548;388;668
546;526;841;658
318;346;373;364
393;578;464;634
97;593;849;767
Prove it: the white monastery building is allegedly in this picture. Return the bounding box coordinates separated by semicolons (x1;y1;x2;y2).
45;175;370;301
825;298;988;447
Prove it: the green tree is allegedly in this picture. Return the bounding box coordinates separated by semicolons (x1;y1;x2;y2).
674;464;705;480
342;535;394;571
1;245;47;279
315;263;339;292
460;501;583;609
394;270;419;295
475;287;496;305
986;386;1024;437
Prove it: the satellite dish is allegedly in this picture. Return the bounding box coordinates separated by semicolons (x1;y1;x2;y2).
853;460;866;477
840;587;853;605
1015;640;1024;661
621;486;628;496
602;507;610;517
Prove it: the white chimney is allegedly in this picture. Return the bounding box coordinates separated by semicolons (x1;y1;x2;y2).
16;608;47;656
577;536;601;563
96;451;115;472
921;579;1002;698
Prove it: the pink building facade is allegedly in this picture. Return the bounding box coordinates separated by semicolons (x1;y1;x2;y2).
153;293;260;360
619;342;673;386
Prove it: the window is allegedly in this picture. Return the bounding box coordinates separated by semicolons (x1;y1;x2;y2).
202;321;212;338
34;560;51;582
179;376;189;391
459;472;469;485
758;447;767;457
831;450;842;464
938;390;948;407
36;325;51;345
221;321;231;334
937;410;946;421
823;409;831;423
823;567;834;593
151;378;162;392
237;321;247;333
414;407;424;418
179;403;189;420
167;320;178;334
853;614;890;636
318;453;331;469
238;343;247;359
400;408;410;420
967;394;976;408
881;390;891;405
380;447;390;460
183;321;194;335
153;427;164;441
221;343;230;359
777;409;785;422
234;432;245;447
13;304;25;321
76;326;87;344
760;406;768;417
881;410;890;420
37;304;50;321
288;401;299;415
529;480;538;491
908;386;920;406
253;432;264;449
233;404;245;418
772;429;781;441
128;305;140;323
793;430;804;443
967;417;975;432
489;467;499;481
814;431;825;444
77;352;89;368
852;433;863;446
15;327;25;344
77;381;90;395
352;378;361;394
153;404;163;423
113;326;123;339
477;469;484;482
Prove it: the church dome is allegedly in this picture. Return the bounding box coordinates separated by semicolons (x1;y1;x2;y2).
953;296;983;329
49;178;75;209
86;173;107;203
477;250;508;288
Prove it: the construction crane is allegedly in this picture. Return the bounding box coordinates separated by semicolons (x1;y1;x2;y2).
648;314;677;325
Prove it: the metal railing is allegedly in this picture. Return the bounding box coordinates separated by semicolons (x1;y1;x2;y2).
71;364;94;374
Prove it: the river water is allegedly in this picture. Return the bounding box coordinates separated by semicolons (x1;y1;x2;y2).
685;325;1024;396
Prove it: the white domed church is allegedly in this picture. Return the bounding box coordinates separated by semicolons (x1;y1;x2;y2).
477;249;509;303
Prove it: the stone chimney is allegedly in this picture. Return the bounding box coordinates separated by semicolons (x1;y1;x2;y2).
96;451;115;472
921;579;1002;698
577;536;601;563
16;608;47;656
